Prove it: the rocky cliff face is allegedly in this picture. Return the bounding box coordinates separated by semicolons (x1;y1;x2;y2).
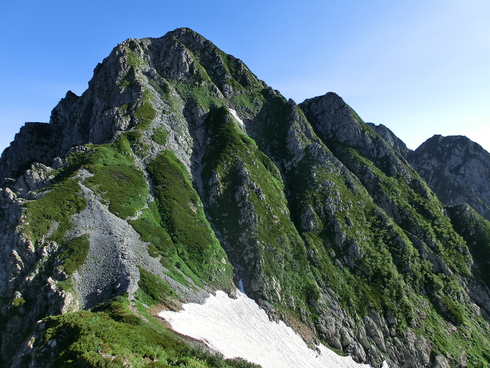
410;135;490;221
367;123;411;159
1;28;490;368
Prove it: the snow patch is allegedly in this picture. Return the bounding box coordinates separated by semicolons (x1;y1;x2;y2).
159;290;379;368
229;108;245;126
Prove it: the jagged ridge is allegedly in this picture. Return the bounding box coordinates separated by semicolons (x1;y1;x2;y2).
1;28;490;368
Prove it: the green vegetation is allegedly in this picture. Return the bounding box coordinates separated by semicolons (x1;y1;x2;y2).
292;103;490;364
136;266;177;306
236;88;490;366
122;130;150;157
60;235;90;275
53;151;90;181
134;90;157;130
289;107;472;316
38;296;260;368
170;81;223;111
411;299;490;366
8;32;490;368
24;178;87;245
12;297;26;307
124;40;146;69
440;295;464;325
447;204;490;284
151;126;169;145
200;106;318;318
119;66;137;90
84;137;148;219
129;204;198;288
147;150;234;288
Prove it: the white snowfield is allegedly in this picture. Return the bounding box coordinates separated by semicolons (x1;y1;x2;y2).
159;289;387;368
229;108;245;126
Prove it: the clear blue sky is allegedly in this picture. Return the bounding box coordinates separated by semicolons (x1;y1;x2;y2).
1;0;489;154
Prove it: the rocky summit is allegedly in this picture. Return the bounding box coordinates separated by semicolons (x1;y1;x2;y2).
1;27;490;368
409;135;490;222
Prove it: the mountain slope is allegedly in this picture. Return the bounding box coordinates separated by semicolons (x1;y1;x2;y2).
1;28;490;368
410;134;490;221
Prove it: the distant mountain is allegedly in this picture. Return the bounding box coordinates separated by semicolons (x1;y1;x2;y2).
410;134;490;221
1;28;490;368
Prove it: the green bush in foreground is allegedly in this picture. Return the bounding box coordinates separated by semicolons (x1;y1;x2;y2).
38;296;260;368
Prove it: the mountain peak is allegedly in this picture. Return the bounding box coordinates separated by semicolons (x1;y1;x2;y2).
300;92;363;145
0;28;264;181
2;29;490;368
411;133;490;220
166;26;208;42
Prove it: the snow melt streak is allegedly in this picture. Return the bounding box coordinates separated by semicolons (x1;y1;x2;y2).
229;108;245;126
159;290;373;368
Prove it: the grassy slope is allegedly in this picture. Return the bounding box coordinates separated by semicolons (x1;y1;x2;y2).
200;106;317;315
36;295;260;368
10;33;490;367
300;103;490;365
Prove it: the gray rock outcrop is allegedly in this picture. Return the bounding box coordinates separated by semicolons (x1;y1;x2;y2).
410;134;490;221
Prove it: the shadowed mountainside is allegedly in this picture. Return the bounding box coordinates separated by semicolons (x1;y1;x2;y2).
1;28;490;368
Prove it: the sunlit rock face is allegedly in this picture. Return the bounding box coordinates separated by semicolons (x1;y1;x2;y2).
1;27;490;368
410;134;490;221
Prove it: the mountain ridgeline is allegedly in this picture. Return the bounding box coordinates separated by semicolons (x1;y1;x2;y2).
1;28;490;368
